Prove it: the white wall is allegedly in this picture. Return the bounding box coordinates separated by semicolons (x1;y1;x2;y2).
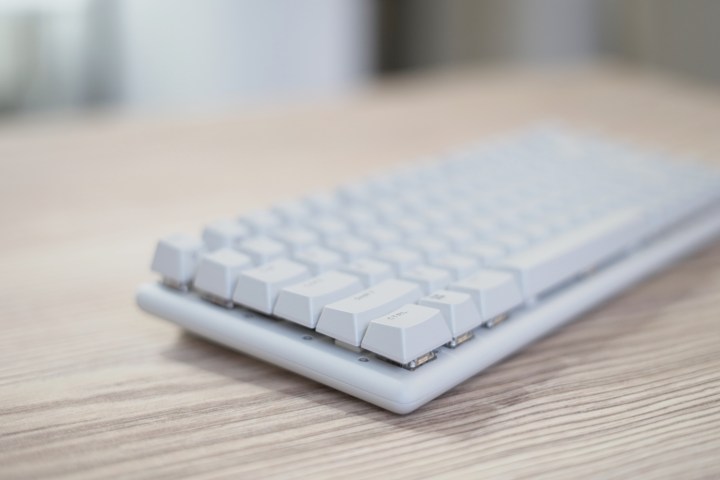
114;0;376;109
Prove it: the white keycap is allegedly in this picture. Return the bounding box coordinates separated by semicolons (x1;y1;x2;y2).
496;208;645;299
293;246;343;274
304;192;341;212
306;217;348;239
272;201;311;223
518;222;552;242
542;213;575;233
419;290;483;337
401;265;453;294
448;203;477;220
339;258;395;287
315;279;423;346
406;238;450;261
467;218;499;237
274;272;364;328
271;227;319;254
151;233;204;287
193;248;253;302
238;210;283;234
361;304;452;365
325;236;374;261
461;242;505;264
236;237;286;264
393;218;428;235
371;202;406;221
202;220;252;251
487;233;528;252
360;226;403;247
431;254;480;280
421;207;455;226
337;183;374;202
233;259;311;314
448;269;523;321
373;247;423;275
397;192;429;212
436;227;476;248
343;208;377;229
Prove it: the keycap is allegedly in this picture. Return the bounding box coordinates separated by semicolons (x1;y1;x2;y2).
371;202;406;221
430;254;480;280
373;247;423;275
293;246;344;274
343;208;377;229
518;222;552;242
421;207;455;226
436;227;476;248
542;213;575;232
360;226;403;247
202;220;252;251
448;269;523;321
304;192;341;212
467;218;499;237
338;183;374;202
236;237;286;264
393;218;428;235
238;210;283;234
461;242;505;264
361;304;452;365
233;259;311;314
406;238;449;261
306;217;348;239
272;201;311;223
401;265;453;294
151;233;204;288
271;227;319;254
325;236;373;261
338;258;395;287
274;272;364;328
396;192;429;212
315;279;423;347
419;290;483;337
496;209;645;299
193;248;253;304
486;233;528;252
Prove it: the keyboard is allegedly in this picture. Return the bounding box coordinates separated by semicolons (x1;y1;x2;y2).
136;126;720;413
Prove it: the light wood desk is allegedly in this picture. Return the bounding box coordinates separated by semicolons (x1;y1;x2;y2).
2;65;720;479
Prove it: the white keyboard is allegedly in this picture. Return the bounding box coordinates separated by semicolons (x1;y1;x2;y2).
137;127;720;413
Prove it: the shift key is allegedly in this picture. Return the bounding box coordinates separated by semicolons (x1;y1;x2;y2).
315;279;422;347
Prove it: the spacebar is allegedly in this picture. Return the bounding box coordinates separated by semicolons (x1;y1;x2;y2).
496;208;646;299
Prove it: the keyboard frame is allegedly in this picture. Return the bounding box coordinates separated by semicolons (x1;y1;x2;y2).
137;204;720;414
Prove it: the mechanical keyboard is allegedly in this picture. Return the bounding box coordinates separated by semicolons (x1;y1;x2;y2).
136;126;720;413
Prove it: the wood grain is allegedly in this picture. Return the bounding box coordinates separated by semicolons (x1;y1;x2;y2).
2;64;720;479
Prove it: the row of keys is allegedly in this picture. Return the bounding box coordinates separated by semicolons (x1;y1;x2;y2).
184;243;521;328
207;213;566;254
152;237;523;365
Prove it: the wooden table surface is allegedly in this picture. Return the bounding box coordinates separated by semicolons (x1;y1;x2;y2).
2;65;720;479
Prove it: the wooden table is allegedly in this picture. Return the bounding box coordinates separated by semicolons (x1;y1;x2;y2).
2;65;720;479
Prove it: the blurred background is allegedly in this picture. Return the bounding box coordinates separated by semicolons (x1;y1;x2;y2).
0;0;719;118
